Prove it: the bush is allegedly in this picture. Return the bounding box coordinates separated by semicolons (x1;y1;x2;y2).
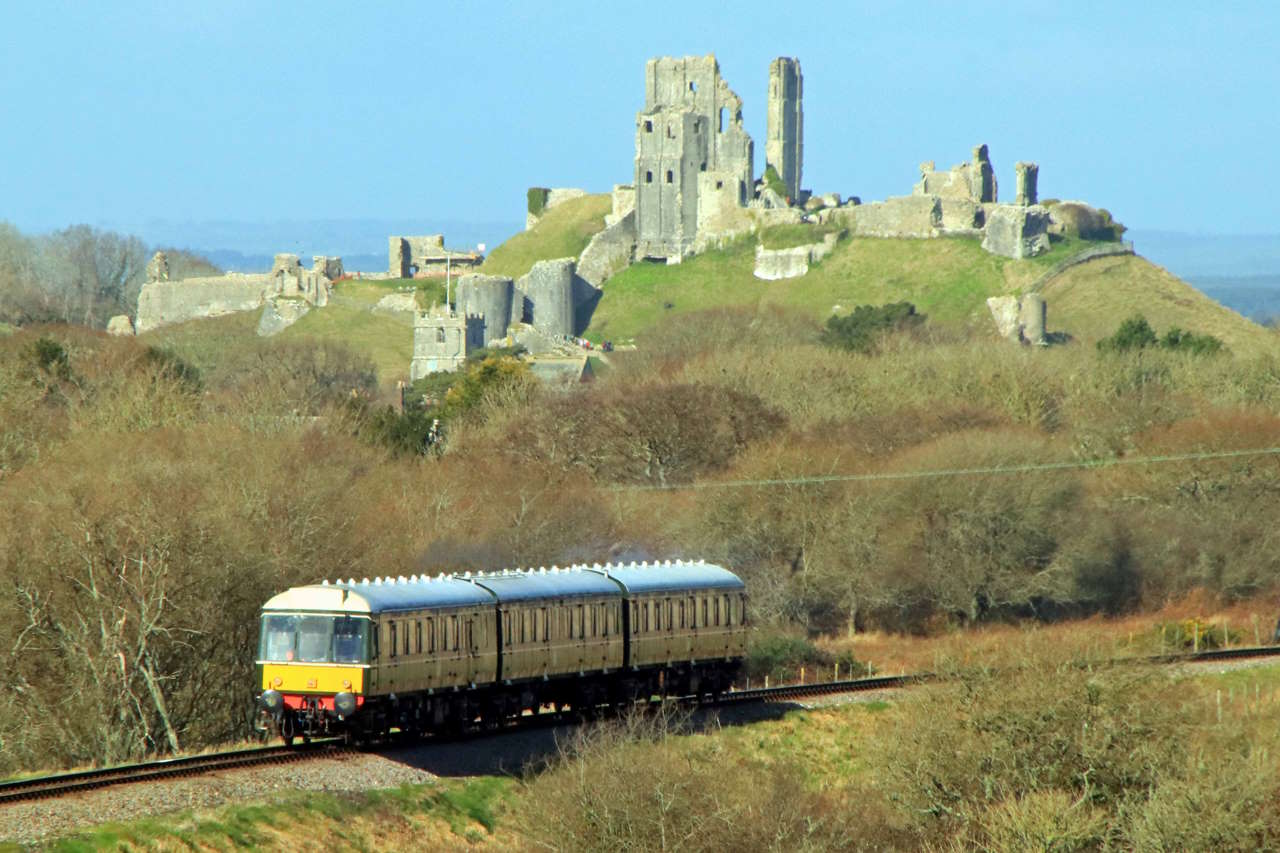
1098;314;1223;355
820;302;925;353
1154;619;1241;651
762;164;788;200
745;633;869;684
527;187;550;217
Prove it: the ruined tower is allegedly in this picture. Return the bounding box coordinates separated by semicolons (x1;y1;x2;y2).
765;57;803;201
1015;162;1039;206
634;55;754;261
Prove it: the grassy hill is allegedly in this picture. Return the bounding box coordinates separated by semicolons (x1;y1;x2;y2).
583;230;1277;356
146;279;422;385
143;214;1276;388
479;193;611;279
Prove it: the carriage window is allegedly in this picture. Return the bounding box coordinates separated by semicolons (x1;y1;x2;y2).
389;621;397;658
403;620;410;655
427;617;435;652
632;602;639;631
714;597;721;626
465;619;474;652
590;604;597;637
521;610;529;643
578;604;586;639
569;607;576;639
702;597;709;627
643;601;651;633
416;620;422;654
504;612;512;645
666;600;673;631
689;597;697;628
679;600;686;628
451;615;460;651
654;601;661;631
741;595;749;625
540;608;549;643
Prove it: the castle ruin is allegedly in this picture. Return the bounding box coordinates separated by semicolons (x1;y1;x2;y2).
765;58;803;201
389;235;483;279
633;56;755;261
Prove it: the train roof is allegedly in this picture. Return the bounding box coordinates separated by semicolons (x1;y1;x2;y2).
587;559;746;595
470;567;622;602
261;575;495;615
260;560;745;614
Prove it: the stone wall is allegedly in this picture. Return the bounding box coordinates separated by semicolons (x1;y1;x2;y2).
577;210;636;286
981;205;1051;259
837;196;942;239
389;235;482;278
752;231;839;281
987;293;1048;345
606;184;636;227
135;274;273;333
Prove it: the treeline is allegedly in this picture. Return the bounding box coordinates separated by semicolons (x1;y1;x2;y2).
1;306;1279;771
0;221;218;329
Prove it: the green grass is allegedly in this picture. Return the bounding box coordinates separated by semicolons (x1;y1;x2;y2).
481;193;611;279
588;234;1086;343
586;232;1276;357
286;287;414;384
42;778;514;850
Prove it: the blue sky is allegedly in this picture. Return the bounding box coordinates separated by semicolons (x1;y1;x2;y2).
2;0;1277;243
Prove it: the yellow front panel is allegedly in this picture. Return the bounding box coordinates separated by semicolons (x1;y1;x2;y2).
262;663;364;694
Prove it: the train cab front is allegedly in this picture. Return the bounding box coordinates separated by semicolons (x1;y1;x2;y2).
255;612;371;743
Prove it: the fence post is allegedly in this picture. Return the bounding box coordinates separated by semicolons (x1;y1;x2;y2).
800;666;805;685
835;662;840;682
764;675;769;689
1193;622;1200;654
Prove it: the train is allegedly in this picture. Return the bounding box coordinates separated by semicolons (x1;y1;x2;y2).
254;559;748;742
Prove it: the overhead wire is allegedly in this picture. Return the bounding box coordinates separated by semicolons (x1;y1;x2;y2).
608;446;1280;492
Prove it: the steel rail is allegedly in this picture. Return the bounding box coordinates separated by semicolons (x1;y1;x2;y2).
0;740;345;805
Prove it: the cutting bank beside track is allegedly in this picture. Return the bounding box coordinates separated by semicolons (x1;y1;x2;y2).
5;643;1278;806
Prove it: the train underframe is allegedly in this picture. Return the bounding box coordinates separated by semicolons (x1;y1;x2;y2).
257;658;742;744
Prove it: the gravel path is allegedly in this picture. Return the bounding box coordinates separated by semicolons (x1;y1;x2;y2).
0;751;436;846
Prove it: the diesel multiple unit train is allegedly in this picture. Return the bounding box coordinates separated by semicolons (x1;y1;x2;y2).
255;560;747;742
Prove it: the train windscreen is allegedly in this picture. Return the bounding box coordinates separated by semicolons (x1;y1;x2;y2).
258;614;370;664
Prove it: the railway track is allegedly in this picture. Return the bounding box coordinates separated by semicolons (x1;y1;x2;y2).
5;644;1278;806
0;740;346;805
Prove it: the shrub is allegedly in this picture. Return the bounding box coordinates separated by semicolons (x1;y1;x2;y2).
745;633;869;684
820;302;925;353
1098;314;1223;355
526;187;550;217
762;164;788;200
1161;326;1225;355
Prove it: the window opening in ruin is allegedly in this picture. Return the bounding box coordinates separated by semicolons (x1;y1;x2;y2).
644;119;653;133
689;81;697;93
665;170;673;183
715;180;724;189
409;264;419;277
693;119;700;133
700;161;707;172
718;107;724;133
436;328;445;343
645;170;653;184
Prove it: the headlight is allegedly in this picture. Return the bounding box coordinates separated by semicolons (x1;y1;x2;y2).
334;692;357;717
258;689;283;713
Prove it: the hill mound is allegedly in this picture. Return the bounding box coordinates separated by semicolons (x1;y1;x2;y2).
479;194;611;279
585;232;1276;356
1042;255;1277;354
